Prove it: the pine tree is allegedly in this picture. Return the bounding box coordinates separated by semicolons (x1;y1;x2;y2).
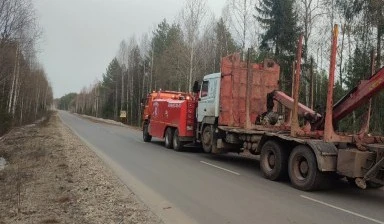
101;59;122;120
215;18;238;70
256;0;300;92
152;19;171;58
256;0;300;57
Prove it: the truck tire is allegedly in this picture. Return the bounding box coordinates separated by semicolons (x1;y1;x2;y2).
260;140;288;181
173;129;184;151
288;145;327;191
165;128;174;149
202;125;217;153
143;122;152;142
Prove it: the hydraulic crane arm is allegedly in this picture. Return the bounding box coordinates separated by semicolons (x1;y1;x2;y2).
333;66;384;121
268;90;321;122
268;65;384;125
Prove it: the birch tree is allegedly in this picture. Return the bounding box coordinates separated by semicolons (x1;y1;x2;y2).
0;0;52;135
298;0;323;105
225;0;256;54
180;0;208;92
117;40;128;111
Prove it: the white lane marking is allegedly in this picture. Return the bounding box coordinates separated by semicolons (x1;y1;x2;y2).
300;195;384;224
200;161;240;175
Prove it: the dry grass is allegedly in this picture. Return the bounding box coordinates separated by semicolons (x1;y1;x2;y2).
56;196;71;203
41;218;60;223
0;111;162;224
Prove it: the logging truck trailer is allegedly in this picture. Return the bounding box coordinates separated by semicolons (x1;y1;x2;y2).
143;25;384;191
195;25;384;191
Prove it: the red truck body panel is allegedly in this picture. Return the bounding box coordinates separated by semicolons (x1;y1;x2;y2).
142;91;189;123
219;54;280;128
149;98;196;139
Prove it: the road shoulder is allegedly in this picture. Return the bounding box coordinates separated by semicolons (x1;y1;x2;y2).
0;112;162;224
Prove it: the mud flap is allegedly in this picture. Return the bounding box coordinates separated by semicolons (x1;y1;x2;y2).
306;140;338;172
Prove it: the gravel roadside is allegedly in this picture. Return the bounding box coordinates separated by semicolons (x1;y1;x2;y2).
0;112;163;224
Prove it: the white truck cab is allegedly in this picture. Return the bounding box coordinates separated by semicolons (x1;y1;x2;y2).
197;73;221;123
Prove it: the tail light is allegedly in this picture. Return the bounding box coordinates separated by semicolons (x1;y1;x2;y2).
186;100;195;129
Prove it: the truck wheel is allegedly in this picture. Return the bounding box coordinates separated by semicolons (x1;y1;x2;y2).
260;140;288;181
143;122;152;142
202;125;216;153
173;129;184;151
288;145;327;191
165;128;174;149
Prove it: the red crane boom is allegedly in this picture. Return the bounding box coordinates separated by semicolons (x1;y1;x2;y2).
333;67;384;121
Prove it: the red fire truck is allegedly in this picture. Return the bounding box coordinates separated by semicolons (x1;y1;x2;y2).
141;91;187;124
142;91;197;151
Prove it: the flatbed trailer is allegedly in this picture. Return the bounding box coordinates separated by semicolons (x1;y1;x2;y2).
195;25;384;191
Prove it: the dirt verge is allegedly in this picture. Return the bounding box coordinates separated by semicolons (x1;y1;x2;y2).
0;112;162;224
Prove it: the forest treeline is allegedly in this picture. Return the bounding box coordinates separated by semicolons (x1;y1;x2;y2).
58;0;384;134
0;0;53;136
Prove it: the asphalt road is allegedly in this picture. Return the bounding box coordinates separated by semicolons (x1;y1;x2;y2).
58;111;384;224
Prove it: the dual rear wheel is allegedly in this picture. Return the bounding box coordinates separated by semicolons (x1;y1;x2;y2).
165;128;173;149
260;141;327;191
165;127;184;151
260;141;288;181
288;145;328;191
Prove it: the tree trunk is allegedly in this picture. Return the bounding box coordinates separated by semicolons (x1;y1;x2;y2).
115;79;118;121
8;45;18;114
34;87;40;120
121;70;124;108
188;42;195;92
130;70;133;125
377;23;382;69
126;71;131;124
150;41;154;91
11;52;20;117
20;96;24;125
142;63;146;98
310;58;314;109
339;24;345;86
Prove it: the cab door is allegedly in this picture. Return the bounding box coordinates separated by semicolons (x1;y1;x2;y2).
197;77;218;122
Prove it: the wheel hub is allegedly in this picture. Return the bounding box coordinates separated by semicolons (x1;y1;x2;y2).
268;153;276;168
203;131;211;145
299;160;309;177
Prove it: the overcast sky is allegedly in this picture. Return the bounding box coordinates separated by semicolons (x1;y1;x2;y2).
35;0;225;98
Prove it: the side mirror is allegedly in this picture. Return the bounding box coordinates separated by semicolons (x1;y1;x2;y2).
193;81;200;93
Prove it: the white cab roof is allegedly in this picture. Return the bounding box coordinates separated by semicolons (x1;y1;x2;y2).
203;73;221;80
